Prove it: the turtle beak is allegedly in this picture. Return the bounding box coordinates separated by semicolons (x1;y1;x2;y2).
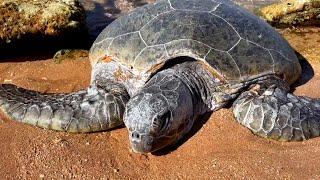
129;131;178;153
129;131;153;154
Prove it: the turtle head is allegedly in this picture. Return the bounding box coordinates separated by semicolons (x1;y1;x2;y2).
124;72;194;153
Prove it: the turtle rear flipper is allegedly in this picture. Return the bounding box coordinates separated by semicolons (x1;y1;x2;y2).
0;84;129;133
233;85;320;141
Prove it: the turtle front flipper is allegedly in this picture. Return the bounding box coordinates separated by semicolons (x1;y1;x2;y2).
233;85;320;141
0;84;129;133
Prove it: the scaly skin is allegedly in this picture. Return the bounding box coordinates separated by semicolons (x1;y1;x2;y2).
233;85;320;141
124;60;228;153
0;84;129;132
0;61;131;133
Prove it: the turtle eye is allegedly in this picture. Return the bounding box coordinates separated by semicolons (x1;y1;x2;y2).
151;111;171;133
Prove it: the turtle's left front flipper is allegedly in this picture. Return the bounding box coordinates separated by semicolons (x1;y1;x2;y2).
0;84;129;132
233;85;320;141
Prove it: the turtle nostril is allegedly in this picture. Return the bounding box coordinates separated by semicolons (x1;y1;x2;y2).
131;132;140;140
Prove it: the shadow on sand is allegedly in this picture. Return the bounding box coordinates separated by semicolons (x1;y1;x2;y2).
291;51;315;90
152;112;212;156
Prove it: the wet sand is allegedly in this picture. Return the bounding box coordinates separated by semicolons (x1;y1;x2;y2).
0;26;320;179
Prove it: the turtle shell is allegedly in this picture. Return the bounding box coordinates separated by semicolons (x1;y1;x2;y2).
90;0;301;84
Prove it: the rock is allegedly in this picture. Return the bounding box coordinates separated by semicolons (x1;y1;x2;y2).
0;0;87;50
53;49;88;63
233;0;280;11
258;0;320;27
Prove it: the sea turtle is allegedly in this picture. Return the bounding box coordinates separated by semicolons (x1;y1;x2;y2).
0;0;318;154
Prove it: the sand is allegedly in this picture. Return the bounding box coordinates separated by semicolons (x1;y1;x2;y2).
0;26;320;179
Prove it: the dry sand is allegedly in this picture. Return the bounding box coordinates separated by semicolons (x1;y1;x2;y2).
0;26;320;179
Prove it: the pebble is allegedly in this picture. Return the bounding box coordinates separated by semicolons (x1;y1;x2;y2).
113;168;119;173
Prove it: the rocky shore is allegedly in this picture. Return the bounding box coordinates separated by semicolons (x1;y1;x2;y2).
0;0;87;52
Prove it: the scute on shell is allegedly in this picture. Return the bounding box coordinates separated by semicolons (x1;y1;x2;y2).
90;0;301;85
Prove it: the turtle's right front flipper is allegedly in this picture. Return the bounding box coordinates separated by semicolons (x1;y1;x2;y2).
233;85;320;141
0;84;129;132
